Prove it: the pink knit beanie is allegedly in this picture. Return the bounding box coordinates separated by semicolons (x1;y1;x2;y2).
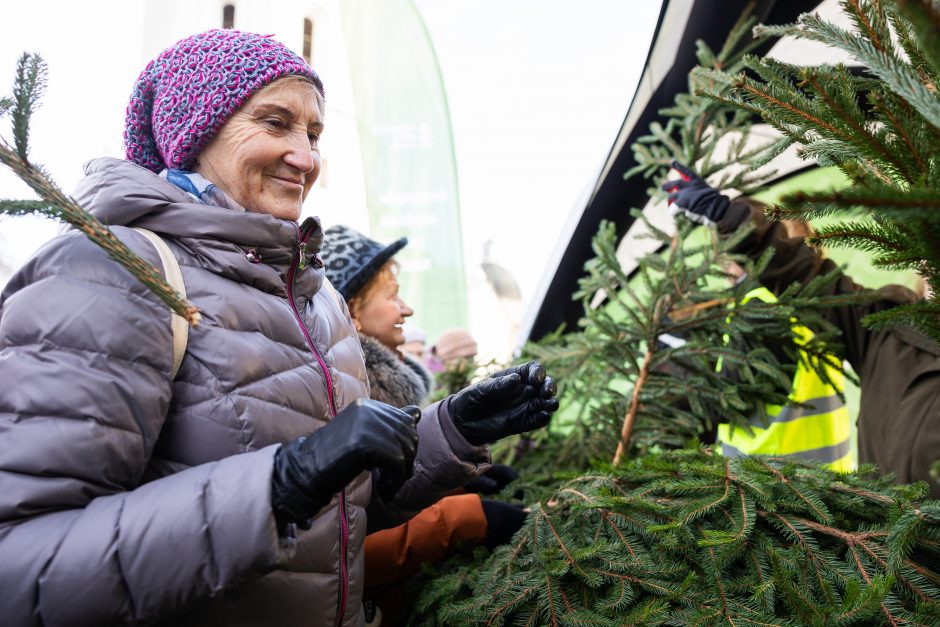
433;329;479;363
124;29;324;173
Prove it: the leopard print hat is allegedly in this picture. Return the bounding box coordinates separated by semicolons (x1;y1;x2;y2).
320;225;407;300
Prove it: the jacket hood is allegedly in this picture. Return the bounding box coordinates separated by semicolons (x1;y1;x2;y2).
73;157;323;295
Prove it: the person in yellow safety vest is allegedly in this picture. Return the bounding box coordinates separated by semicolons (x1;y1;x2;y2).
716;286;854;472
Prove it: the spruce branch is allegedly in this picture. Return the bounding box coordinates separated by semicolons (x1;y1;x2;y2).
782;185;940;221
801;70;914;182
0;53;200;326
896;0;940;76
11;52;45;161
409;451;940;624
845;0;891;53
613;346;653;466
0;199;51;216
708;2;940;343
757;12;940;133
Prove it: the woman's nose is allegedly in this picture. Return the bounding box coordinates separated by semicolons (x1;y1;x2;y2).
283;131;315;173
400;300;414;318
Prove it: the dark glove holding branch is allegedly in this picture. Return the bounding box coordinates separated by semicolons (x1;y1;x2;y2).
448;360;558;446
661;160;730;227
271;399;421;529
464;463;520;495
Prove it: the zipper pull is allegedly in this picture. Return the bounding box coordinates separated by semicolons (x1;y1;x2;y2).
298;241;308;270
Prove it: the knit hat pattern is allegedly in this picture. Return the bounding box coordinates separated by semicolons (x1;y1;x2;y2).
124;29;324;173
320;225;407;300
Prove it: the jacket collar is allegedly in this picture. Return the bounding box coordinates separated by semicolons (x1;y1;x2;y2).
73;157;324;296
892;324;940;357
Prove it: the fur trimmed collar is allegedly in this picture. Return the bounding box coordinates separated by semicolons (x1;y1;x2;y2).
358;333;433;408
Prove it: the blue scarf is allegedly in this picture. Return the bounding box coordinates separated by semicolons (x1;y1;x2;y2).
161;169;245;212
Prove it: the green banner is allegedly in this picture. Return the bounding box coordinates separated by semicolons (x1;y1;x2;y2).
340;0;467;340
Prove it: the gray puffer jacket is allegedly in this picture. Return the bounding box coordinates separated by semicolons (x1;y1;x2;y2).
0;158;489;627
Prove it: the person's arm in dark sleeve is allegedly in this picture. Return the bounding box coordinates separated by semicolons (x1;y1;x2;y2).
364;493;487;588
719;196;919;372
719;197;835;295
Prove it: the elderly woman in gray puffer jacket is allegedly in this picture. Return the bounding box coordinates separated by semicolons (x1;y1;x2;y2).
0;30;557;627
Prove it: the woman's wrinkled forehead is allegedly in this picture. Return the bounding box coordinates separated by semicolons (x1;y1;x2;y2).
250;75;325;119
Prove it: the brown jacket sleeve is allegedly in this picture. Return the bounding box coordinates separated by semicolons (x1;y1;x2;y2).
363;493;487;588
720;197;920;374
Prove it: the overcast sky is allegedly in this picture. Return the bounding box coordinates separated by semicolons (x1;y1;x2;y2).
414;0;661;303
0;1;661;308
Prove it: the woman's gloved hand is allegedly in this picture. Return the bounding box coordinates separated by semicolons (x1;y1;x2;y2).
661;160;730;227
464;463;520;495
447;360;558;446
272;399;421;529
480;499;528;549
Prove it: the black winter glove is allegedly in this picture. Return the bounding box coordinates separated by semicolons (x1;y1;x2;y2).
464;463;520;495
661;160;730;227
448;361;558;446
481;499;528;549
271;399;421;529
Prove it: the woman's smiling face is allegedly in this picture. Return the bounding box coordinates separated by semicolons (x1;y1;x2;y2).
195;77;323;220
352;265;415;351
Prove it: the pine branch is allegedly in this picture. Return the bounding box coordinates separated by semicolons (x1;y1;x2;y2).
759;13;940;132
0;199;51;215
11;53;45;161
896;0;940;76
613;347;653;466
409;451;940;624
801;69;914;182
0;53;200;326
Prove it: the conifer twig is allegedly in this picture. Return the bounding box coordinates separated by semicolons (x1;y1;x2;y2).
0;52;200;326
613;347;653;465
668;297;734;321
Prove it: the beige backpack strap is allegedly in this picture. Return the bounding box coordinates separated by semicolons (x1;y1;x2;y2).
133;227;189;379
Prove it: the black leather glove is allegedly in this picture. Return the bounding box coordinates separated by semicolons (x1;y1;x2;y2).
480;499;528;549
464;463;520;495
660;160;730;227
271;399;421;529
448;360;558;446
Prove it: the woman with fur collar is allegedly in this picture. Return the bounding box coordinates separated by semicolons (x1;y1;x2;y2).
320;224;431;407
321;225;530;625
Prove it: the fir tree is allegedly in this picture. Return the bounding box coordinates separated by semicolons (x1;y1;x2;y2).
525;216;849;469
0;53;199;324
405;6;940;624
522;5;852;469
413;451;940;626
695;0;940;342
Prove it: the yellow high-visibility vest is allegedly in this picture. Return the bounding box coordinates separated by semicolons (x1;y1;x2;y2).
716;287;853;472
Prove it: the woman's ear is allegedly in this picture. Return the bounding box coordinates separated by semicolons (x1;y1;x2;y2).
352;316;362;332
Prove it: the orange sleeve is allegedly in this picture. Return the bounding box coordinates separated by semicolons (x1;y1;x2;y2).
364;494;487;588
